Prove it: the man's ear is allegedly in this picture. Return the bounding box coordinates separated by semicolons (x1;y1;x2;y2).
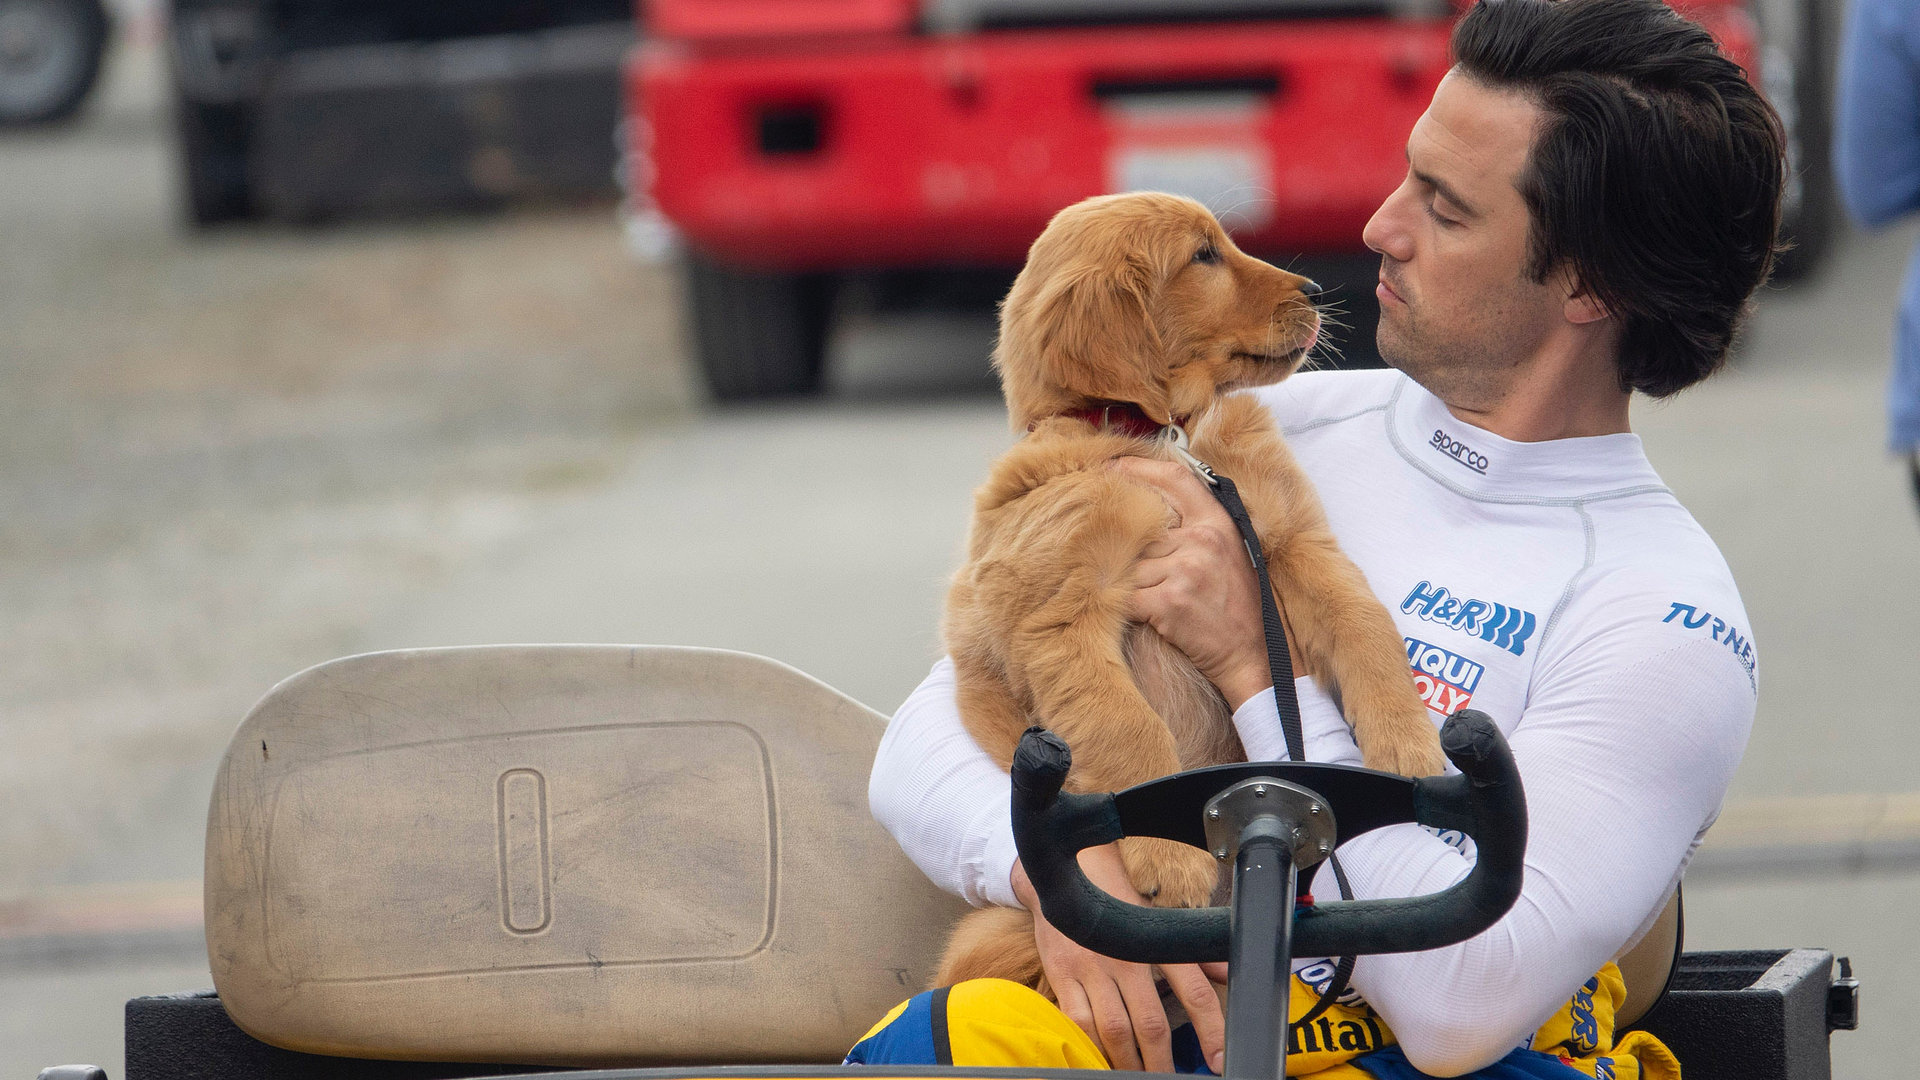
1560;267;1613;326
1022;253;1171;424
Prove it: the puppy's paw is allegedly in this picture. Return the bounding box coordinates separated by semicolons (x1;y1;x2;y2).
1355;705;1447;777
1119;836;1223;910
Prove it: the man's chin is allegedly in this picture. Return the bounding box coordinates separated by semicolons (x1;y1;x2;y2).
1375;323;1411;374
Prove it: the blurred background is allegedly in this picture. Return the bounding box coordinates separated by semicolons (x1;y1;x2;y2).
0;0;1913;1075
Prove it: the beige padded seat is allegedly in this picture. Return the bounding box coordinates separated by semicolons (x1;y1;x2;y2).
205;645;968;1067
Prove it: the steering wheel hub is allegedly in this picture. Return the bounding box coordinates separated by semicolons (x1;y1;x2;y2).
1203;776;1338;871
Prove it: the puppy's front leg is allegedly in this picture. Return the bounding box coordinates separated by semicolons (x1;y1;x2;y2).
952;654;1042;770
1010;580;1221;909
1268;525;1445;777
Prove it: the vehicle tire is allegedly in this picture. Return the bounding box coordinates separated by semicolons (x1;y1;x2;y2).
176;98;253;226
0;0;108;126
684;252;834;401
1761;0;1833;283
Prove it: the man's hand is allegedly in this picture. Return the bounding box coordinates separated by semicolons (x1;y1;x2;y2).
1109;457;1272;710
1012;846;1226;1074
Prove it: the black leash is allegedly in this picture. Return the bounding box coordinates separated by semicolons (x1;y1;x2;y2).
1206;472;1306;764
1165;426;1358;1029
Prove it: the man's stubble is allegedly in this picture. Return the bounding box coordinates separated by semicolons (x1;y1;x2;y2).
1374;263;1546;417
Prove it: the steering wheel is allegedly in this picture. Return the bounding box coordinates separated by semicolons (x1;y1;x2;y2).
1009;709;1528;1079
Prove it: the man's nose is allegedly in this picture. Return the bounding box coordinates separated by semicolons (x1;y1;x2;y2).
1363;185;1414;262
1361;207;1392;258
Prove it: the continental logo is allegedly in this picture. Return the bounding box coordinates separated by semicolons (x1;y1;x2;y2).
1429;427;1489;474
1287;1010;1386;1057
1401;581;1538;657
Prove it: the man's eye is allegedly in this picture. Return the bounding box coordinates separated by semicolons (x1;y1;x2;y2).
1424;203;1461;229
1193;245;1220;264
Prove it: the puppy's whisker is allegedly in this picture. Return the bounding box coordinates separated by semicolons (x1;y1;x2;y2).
1303;338;1344;372
1312;304;1353;328
1216;192;1269;218
1211;185;1278;228
1211;181;1274;204
1306;303;1353;371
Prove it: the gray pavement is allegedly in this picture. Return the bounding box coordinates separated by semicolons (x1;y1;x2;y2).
3;19;1916;1080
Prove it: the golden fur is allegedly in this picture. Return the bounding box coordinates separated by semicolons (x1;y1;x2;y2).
934;192;1445;993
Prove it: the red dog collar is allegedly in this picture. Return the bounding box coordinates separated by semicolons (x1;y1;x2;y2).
1048;402;1172;440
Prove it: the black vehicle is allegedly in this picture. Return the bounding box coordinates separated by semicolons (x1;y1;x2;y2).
166;0;632;225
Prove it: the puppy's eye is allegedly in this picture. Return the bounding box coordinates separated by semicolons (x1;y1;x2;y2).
1193;245;1220;265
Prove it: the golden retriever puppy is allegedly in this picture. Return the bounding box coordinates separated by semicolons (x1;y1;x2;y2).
935;192;1444;992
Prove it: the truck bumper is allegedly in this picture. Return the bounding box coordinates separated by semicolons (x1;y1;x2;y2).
633;7;1756;271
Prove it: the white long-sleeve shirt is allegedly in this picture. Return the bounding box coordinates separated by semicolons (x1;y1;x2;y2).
870;370;1756;1076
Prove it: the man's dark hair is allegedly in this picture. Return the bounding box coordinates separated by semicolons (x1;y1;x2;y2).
1452;0;1785;397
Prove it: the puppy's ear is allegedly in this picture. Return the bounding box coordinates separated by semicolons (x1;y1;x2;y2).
995;250;1170;431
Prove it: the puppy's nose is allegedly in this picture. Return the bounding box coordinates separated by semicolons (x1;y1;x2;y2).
1299;278;1323;300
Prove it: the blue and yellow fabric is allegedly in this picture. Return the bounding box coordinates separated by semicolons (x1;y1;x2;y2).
844;964;1678;1079
843;978;1112;1071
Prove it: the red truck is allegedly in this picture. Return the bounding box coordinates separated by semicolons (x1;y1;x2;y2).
626;0;1830;400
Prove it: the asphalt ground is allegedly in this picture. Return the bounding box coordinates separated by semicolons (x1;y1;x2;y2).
4;21;1917;1080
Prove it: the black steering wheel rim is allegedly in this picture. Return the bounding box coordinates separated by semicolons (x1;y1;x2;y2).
1009;709;1529;965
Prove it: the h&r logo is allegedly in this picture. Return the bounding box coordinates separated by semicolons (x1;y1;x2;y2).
1401;580;1538;656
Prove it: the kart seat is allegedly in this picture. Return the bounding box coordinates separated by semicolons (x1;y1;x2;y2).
203;645;968;1067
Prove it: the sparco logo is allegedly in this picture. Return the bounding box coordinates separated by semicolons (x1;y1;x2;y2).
1429;428;1489;474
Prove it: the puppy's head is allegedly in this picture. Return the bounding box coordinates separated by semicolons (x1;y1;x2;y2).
994;192;1321;432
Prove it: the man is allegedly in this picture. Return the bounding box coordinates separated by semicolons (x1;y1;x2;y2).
868;0;1782;1074
1835;0;1920;519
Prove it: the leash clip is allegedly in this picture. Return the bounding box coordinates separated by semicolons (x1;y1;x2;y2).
1162;424;1220;488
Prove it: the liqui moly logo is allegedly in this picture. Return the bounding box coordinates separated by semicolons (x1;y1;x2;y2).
1406;637;1483;716
1401;580;1538;657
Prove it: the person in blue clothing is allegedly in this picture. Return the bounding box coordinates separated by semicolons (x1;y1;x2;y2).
1836;0;1920;518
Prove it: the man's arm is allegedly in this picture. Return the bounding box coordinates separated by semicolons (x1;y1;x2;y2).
870;656;1023;908
1327;631;1751;1074
1836;0;1920;227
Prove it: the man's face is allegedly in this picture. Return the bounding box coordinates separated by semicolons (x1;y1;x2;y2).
1362;70;1568;411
